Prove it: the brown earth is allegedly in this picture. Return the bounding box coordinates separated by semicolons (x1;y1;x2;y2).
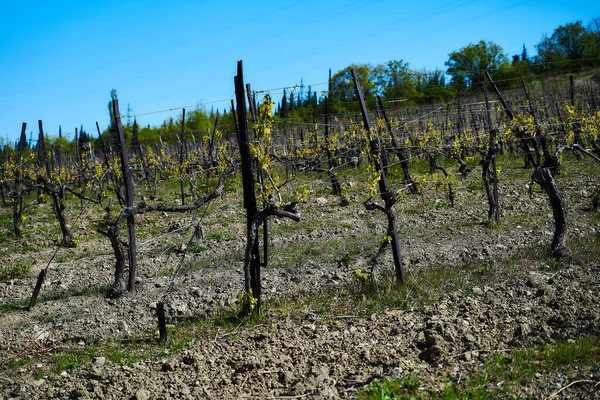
0;157;599;399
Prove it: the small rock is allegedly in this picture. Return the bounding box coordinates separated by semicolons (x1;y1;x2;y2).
462;351;472;361
134;389;151;400
315;197;328;206
35;330;50;342
471;287;483;296
390;366;403;377
119;321;130;334
33;378;45;387
93;357;106;367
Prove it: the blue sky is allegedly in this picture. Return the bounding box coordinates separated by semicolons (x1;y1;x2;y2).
1;0;597;145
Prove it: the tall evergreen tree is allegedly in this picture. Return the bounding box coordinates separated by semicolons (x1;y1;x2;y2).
281;88;288;117
521;44;530;63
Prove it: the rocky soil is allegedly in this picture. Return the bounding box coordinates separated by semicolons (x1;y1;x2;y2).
1;158;599;399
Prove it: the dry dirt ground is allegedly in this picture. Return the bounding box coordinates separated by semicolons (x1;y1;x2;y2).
0;156;599;399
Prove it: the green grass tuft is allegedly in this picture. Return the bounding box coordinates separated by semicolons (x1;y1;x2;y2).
358;375;425;400
0;262;32;282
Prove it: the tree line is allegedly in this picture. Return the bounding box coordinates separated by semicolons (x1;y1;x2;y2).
285;17;600;116
3;17;599;154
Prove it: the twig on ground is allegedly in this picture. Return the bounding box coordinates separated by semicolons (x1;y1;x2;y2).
543;378;598;400
239;372;250;390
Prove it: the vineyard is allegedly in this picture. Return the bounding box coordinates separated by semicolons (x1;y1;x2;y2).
1;62;600;399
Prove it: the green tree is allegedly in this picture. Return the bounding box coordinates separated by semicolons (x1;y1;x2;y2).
535;21;600;72
186;108;214;142
329;64;377;112
419;68;456;104
374;60;422;105
589;17;600;47
445;40;508;89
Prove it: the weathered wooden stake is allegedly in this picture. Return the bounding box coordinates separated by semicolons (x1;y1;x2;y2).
112;99;138;291
179;108;186;205
246;83;257;123
569;75;575;106
235;60;262;312
27;269;47;311
157;301;168;343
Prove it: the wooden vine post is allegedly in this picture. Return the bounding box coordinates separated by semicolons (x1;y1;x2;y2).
157;301;168;343
351;68;405;284
112;99;138;291
28;121;53;310
28;124;46;308
234;60;262;312
28;122;48;309
179;108;186;205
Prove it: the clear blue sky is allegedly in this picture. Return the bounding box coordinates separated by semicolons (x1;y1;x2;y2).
1;0;597;145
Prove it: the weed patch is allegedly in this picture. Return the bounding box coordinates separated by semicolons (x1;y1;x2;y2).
0;262;32;282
